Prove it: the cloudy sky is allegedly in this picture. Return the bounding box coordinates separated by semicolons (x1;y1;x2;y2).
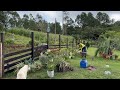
17;11;120;25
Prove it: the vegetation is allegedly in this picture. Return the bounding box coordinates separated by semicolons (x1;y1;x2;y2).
3;47;120;79
1;11;120;41
7;28;74;45
1;11;120;79
15;59;42;73
47;59;54;71
94;30;120;60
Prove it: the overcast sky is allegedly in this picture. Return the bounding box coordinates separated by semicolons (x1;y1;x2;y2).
17;11;120;25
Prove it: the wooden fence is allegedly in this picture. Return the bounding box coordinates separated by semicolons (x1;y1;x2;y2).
0;32;75;78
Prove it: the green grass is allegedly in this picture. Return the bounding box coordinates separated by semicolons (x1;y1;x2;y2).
8;28;74;45
3;47;120;79
5;32;31;45
114;50;120;59
4;33;31;53
87;47;97;57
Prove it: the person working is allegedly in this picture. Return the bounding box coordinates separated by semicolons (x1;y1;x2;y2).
78;42;87;58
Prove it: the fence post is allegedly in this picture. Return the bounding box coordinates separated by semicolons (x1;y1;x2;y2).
0;33;4;78
59;34;61;50
47;32;49;49
66;38;68;48
31;32;34;61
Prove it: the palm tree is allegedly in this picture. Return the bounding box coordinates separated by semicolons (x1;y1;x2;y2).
94;37;114;59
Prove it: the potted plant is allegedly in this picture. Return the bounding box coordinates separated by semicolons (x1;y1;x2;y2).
47;59;54;78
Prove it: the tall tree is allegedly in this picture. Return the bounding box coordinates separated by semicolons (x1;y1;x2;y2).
63;11;69;35
50;22;61;34
0;11;12;31
29;13;37;30
22;14;29;29
66;18;75;35
87;12;100;27
96;12;110;26
35;13;43;31
8;11;20;28
0;11;6;31
114;21;120;26
75;12;88;29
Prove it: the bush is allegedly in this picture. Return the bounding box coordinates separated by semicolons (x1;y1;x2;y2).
47;59;54;71
39;55;49;68
15;59;42;73
29;60;42;72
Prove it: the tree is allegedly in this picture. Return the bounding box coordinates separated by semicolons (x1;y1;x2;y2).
35;14;43;31
0;11;6;31
114;21;120;26
0;11;11;31
67;18;74;26
75;12;100;28
16;18;23;28
87;12;100;27
63;11;70;35
66;26;75;35
96;12;110;27
11;11;20;27
22;14;30;29
29;14;37;30
66;18;75;35
36;20;48;33
75;12;88;29
50;22;61;34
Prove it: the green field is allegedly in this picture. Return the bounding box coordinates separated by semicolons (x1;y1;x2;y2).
3;47;120;79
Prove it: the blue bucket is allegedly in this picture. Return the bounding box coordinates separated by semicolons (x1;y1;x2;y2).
80;59;88;68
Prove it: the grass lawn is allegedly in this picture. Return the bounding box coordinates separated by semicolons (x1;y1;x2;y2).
3;47;120;79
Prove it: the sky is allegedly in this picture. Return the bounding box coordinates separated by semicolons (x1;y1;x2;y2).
17;11;120;26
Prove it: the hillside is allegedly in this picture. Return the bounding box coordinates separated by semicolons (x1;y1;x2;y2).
7;28;74;45
3;28;74;53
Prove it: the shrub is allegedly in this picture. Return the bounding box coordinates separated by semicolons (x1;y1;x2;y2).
29;60;42;72
47;59;54;71
15;59;42;73
39;55;49;68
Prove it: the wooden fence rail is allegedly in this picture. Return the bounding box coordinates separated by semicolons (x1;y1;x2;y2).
0;32;75;78
4;48;32;58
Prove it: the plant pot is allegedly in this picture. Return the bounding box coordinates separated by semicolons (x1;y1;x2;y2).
47;70;54;78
